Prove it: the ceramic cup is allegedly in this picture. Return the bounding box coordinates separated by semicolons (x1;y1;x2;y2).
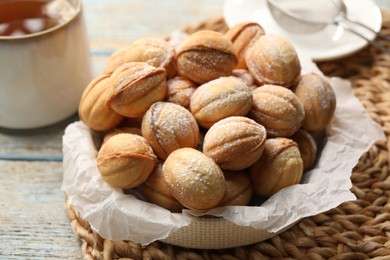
0;0;91;129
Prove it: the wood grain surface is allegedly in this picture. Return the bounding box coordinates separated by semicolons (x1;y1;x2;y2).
0;161;81;259
0;1;224;259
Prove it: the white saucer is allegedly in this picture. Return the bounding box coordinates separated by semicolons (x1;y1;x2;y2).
223;0;382;61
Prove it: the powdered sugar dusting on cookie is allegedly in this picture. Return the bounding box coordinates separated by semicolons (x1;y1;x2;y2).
177;30;237;83
203;116;267;170
145;102;199;159
190;76;253;128
250;85;304;137
246;35;300;87
162;148;225;211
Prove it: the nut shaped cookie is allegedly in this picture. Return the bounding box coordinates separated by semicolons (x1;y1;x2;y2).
246;35;301;87
141;101;199;160
225;22;265;69
138;162;184;212
106;62;167;118
219;170;253;207
176;30;237;84
190;76;253;128
162;148;226;212
291;128;317;170
203;116;267;170
78;75;124;131
294;73;336;132
103;47;128;75
250;138;303;197
103;127;142;143
166;76;197;108
97;133;157;189
232;69;256;88
250;84;305;137
104;37;176;78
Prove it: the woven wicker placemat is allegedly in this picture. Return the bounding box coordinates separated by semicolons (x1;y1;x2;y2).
66;12;390;260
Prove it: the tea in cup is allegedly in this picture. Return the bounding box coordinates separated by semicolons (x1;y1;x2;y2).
0;0;91;129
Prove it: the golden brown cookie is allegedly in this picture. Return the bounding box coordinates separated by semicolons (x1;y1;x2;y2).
225;22;265;69
166;76;197;108
232;69;256;87
97;133;157;189
245;35;301;88
138;162;184;212
103;48;128;75
250;84;305;137
190;76;253;128
291;128;317;170
294;72;336;132
203;116;267;170
219;170;253;207
250;138;303;197
176;30;237;84
78;74;124;131
141;101;199;160
162;148;226;212
106;62;167;118
104;37;176;78
103;127;142;143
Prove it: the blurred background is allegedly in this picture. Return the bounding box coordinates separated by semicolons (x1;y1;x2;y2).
83;0;225;75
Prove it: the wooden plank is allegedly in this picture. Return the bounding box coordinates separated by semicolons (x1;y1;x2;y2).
0;160;82;259
0;115;77;160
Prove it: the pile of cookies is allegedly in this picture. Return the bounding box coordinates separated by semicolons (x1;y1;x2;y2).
78;22;336;213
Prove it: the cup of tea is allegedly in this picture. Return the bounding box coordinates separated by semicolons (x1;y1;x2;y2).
0;0;91;129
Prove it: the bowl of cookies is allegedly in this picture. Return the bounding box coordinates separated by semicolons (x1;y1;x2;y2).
62;22;383;249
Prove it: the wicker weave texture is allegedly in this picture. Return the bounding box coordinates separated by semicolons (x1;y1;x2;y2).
66;12;390;260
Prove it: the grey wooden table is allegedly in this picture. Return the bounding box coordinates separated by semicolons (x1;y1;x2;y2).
0;1;224;259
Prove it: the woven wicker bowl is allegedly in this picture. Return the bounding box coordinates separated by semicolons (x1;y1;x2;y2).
63;23;373;251
160;217;295;249
64;15;390;259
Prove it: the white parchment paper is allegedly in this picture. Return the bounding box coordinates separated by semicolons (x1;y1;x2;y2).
62;52;385;246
